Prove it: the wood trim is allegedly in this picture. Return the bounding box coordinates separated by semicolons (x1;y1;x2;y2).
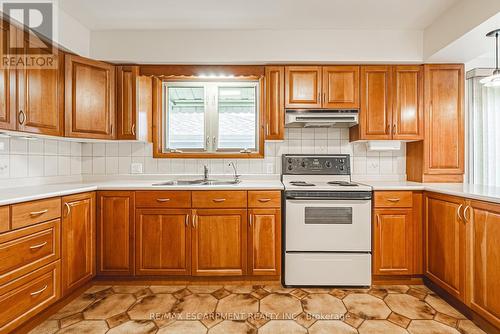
116;65;139;140
152;77;265;159
0;206;9;233
139;65;265;78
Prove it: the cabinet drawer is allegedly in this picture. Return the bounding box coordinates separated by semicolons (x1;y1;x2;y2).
11;198;61;229
374;191;413;208
0;206;9;233
192;191;247;208
248;191;281;208
0;219;60;286
0;261;60;333
135;191;191;208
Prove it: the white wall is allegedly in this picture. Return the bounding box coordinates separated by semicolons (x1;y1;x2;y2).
55;6;91;57
89;29;423;64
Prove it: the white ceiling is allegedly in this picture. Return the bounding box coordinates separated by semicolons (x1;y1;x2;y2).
60;0;459;31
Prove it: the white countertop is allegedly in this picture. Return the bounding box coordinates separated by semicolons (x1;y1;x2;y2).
0;178;284;206
361;181;500;204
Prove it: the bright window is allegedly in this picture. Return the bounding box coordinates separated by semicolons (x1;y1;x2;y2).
163;81;259;154
467;70;500;187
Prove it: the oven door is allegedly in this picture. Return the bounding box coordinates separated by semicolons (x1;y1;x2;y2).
285;198;371;252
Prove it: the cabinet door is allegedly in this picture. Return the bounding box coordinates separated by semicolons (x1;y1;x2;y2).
392;65;423;140
285;66;322;108
137;76;153;142
17;49;64;136
322;66;359;109
0;22;16;131
96;191;134;276
373;208;413;275
425;193;466;301
467;200;500;328
136;209;191;276
424;64;464;176
116;66;138;140
65;54;115;139
358;66;392;139
248;209;281;276
61;192;95;295
265;66;285;140
192;209;247;276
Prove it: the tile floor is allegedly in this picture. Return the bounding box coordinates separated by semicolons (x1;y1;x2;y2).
31;284;487;334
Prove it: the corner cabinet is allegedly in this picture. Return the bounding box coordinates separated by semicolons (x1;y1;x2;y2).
96;191;135;276
191;209;248;276
65;54;116;139
61;192;95;296
424;192;466;301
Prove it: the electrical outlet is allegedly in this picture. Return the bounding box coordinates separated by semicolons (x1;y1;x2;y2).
131;162;143;174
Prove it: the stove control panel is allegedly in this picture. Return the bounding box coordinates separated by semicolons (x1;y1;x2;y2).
282;154;351;175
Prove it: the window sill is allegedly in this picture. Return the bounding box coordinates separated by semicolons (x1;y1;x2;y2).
153;151;265;159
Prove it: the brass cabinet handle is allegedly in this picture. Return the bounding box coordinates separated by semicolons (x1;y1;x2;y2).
30;209;48;217
192;214;197;228
212;198;226;203
30;285;48;296
131;124;136;136
258;198;271;202
386;198;400;202
266;124;270;136
457;204;463;221
323;92;326;104
386;124;391;134
29;242;47;250
393;124;396;135
64;203;71;217
376;214;380;227
249;214;253;226
463;205;471;223
156;198;170;202
18;110;26;125
185;215;189;227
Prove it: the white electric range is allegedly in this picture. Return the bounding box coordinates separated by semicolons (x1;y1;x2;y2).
282;154;373;287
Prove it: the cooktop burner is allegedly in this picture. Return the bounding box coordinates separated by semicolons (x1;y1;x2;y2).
327;181;359;187
290;181;316;187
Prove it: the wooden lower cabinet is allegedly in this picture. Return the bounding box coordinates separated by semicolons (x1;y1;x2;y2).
248;208;281;276
97;191;135;276
425;192;466;301
61;193;95;296
373;208;413;275
467;200;500;328
191;209;247;276
136;209;191;276
0;261;60;333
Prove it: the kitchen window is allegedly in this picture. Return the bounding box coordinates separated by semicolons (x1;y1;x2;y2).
467;69;500;187
162;80;262;157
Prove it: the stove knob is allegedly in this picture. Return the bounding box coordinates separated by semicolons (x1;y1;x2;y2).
287;158;293;163
325;161;332;168
339;166;344;171
301;161;306;168
287;165;293;171
339;158;345;164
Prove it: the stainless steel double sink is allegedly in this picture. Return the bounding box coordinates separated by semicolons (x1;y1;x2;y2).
152;179;241;186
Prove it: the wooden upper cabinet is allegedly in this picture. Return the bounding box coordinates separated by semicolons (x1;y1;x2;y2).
116;66;138;140
322;66;360;109
248;208;281;276
264;66;285;140
373;208;413;275
392;65;423;140
135;209;191;276
137;75;153;142
65;54;115;139
0;23;16;131
285;66;322;108
424;64;464;176
358;66;392;139
467;200;500;328
96;191;134;276
425;192;466;301
17;50;64;136
61;192;95;296
191;209;247;276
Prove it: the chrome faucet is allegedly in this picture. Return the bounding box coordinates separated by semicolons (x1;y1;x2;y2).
228;162;241;182
203;165;209;181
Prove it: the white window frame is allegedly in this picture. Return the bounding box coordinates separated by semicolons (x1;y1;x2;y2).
162;80;260;155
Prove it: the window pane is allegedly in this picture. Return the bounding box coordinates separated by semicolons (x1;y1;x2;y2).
167;86;205;150
218;86;257;150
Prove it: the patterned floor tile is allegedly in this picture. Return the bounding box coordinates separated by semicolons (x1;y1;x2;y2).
49;294;96;320
83;294;136;320
385;294;436;319
457;320;487;334
358;319;409;333
128;294;177;320
157;321;207;334
150;285;186;294
187;285;223;294
223;285;254;294
343;293;392;319
425;294;466;319
407;319;460;334
259;320;307;334
208;320;256;334
260;293;303;319
302;293;347;319
112;285;149;294
388;312;411;328
308;320;358;334
28;320;59;334
106;320;157;334
171;294;218;319
216;293;258;316
57;320;108;334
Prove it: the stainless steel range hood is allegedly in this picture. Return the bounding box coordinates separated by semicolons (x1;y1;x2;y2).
285;110;359;128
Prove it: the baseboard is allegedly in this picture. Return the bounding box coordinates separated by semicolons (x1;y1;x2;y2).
372;275;424;285
93;275;281;284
